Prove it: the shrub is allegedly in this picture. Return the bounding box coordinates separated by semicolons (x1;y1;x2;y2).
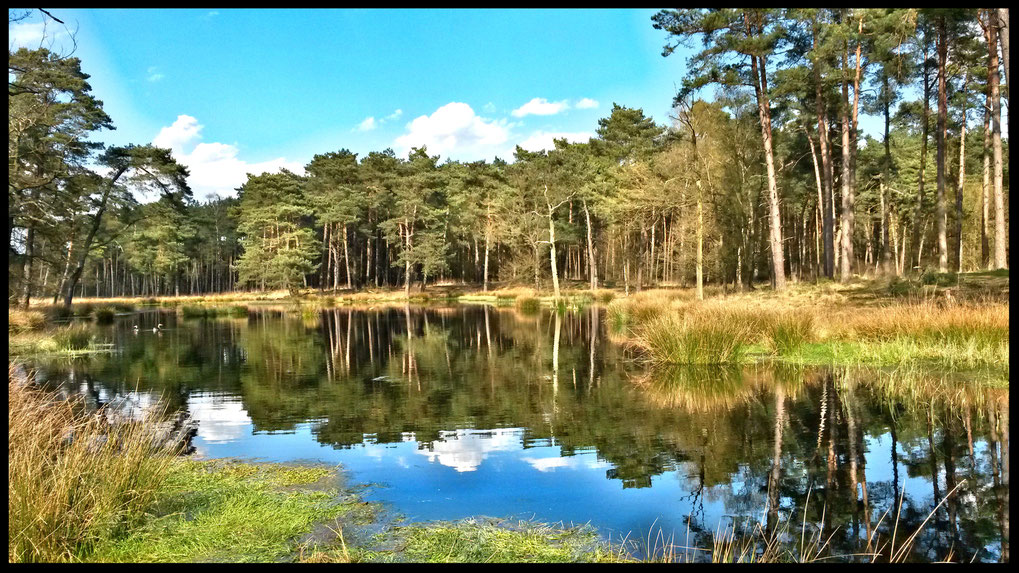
74;303;95;317
886;276;913;297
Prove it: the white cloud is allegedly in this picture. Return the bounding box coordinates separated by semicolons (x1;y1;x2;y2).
8;20;70;49
415;428;521;472
483;102;497;113
576;98;599;109
511;97;570;118
394;102;511;159
152;114;304;200
521;454;611;473
517;130;592;152
146;66;165;82
187;393;251;445
355;116;377;131
385;109;403;121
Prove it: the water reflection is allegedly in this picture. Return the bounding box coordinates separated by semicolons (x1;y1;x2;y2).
28;305;1009;562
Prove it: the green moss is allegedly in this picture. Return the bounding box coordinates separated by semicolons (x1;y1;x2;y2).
92;460;348;563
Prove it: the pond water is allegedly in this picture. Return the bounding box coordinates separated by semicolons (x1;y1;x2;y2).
28;305;1009;562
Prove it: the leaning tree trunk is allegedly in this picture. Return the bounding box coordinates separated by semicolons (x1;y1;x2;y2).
64;167;127;308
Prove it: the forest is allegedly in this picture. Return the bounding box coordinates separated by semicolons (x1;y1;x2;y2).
8;9;1010;307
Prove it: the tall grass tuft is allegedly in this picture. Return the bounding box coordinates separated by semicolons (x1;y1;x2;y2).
8;364;180;562
52;323;95;350
768;313;816;355
9;309;47;334
94;307;116;325
516;296;540;315
631;313;751;365
179;305;208;319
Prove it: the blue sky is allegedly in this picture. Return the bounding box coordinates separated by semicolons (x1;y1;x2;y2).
8;8;949;200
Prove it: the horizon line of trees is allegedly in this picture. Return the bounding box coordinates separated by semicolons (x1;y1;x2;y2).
10;8;1010;308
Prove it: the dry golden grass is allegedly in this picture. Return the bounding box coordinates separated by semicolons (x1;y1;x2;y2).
8;364;181;562
8;309;47;334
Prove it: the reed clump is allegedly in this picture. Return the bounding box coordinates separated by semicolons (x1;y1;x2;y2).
94;307;116;325
516;296;541;315
8;364;180;562
630;312;752;365
179;305;211;318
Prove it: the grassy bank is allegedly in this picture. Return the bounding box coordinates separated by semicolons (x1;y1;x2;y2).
612;274;1008;371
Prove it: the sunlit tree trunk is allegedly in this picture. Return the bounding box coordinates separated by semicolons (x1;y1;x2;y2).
936;16;949;273
814;21;836;279
912;34;932;272
989;11;1007;269
954;72;968;273
840;38;855;281
750;47;787;291
981;93;992;269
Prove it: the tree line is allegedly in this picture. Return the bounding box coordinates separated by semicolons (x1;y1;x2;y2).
9;8;1010;308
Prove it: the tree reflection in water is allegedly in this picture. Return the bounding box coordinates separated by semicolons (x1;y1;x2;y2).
29;306;1009;562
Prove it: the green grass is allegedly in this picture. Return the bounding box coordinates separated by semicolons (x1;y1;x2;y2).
383;518;626;563
92;460;351;563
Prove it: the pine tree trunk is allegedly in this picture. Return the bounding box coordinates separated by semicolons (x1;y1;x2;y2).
998;8;1010;89
751;51;787;290
981;94;991;269
840;42;855;282
814;19;836;279
343;223;352;290
936;16;949;273
912;35;932;272
954;72;968;273
989;11;1008;269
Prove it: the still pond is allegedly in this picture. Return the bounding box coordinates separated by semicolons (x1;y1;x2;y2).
26;305;1009;562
